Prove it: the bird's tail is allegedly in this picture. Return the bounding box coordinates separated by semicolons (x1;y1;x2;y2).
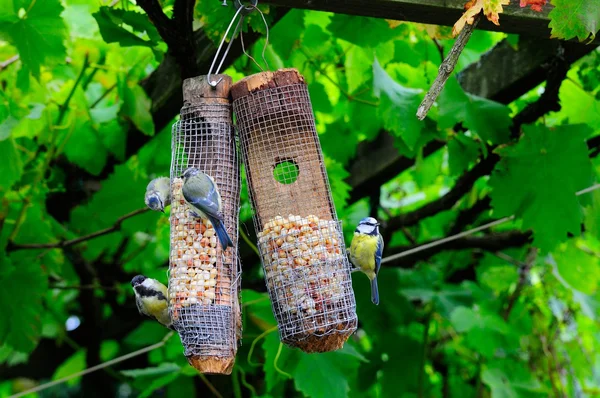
370;277;380;305
209;216;233;250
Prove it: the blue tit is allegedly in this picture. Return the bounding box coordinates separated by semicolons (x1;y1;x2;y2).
181;167;233;250
145;177;171;213
131;275;173;330
348;217;384;305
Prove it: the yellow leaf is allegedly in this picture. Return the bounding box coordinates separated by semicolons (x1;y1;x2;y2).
452;0;510;37
386;19;403;28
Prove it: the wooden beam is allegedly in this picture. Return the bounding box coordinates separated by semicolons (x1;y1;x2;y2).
265;0;599;43
457;37;594;103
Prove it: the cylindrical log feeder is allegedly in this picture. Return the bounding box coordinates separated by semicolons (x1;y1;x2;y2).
168;75;241;374
232;68;358;353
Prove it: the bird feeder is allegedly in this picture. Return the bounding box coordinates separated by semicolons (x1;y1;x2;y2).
232;68;358;352
168;75;241;374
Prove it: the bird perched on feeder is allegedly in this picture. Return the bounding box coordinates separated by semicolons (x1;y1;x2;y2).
131;275;173;330
348;217;384;305
181;167;233;250
145;177;171;213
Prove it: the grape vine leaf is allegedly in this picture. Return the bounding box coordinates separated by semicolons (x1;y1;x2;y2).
453;0;510;37
293;344;363;398
64;117;109;176
520;0;548;12
53;350;86;387
438;77;511;144
548;0;600;42
93;7;161;48
0;0;68;79
327;14;397;48
0;255;47;353
553;241;599;295
0;137;24;196
489;124;594;251
482;365;545;398
269;9;304;59
262;332;298;392
447;134;480;175
373;58;424;150
118;76;155;136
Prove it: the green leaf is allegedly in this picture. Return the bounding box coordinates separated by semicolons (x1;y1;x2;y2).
118;76;155;136
489;124;594;251
450;306;478;333
373;58;424;150
53;350;86;387
293;346;361;398
478;263;519;292
482;366;544;398
93;7;160;48
0;116;18;140
438;77;511;144
400;283;471;318
325;156;351;210
553;241;600;295
0;0;68;79
447;134;480;175
380;333;422;395
548;0;600;42
122;363;181;378
262;332;298;392
0;255;47;352
269;9;304;59
344;46;373;94
0;137;24;196
63;118;108;176
327;14;397;48
138;372;180;398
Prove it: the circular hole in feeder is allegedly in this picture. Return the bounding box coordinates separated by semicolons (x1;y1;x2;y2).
273;160;299;184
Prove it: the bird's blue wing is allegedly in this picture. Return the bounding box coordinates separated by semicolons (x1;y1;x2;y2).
374;234;384;275
184;192;222;220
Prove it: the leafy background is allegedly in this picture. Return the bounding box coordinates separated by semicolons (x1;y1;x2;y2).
1;0;600;397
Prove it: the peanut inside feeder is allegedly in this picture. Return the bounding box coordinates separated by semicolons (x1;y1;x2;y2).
232;68;358;353
169;75;241;374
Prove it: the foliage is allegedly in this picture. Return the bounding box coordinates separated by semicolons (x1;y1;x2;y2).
453;0;600;42
0;0;599;397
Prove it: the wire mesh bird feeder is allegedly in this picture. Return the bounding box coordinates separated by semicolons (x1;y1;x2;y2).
168;75;242;374
232;68;358;352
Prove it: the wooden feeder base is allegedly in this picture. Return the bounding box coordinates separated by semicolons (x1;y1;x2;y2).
187;355;235;375
286;331;354;354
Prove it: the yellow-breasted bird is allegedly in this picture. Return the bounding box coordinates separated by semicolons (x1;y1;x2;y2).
131;275;173;329
348;217;383;305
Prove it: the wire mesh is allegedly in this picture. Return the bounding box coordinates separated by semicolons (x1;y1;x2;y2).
233;81;357;351
168;101;241;360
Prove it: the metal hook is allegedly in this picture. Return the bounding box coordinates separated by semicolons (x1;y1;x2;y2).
207;4;246;87
234;0;258;15
239;4;270;72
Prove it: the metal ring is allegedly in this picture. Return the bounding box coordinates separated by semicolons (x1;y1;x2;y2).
234;0;257;15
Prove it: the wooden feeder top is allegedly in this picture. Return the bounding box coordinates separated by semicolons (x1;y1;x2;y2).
231;68;306;100
182;74;233;103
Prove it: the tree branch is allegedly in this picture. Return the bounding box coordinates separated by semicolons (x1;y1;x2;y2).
416;13;481;120
385;230;532;268
384;154;498;237
7;208;149;251
502;247;537;320
448;196;491;235
136;0;178;49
